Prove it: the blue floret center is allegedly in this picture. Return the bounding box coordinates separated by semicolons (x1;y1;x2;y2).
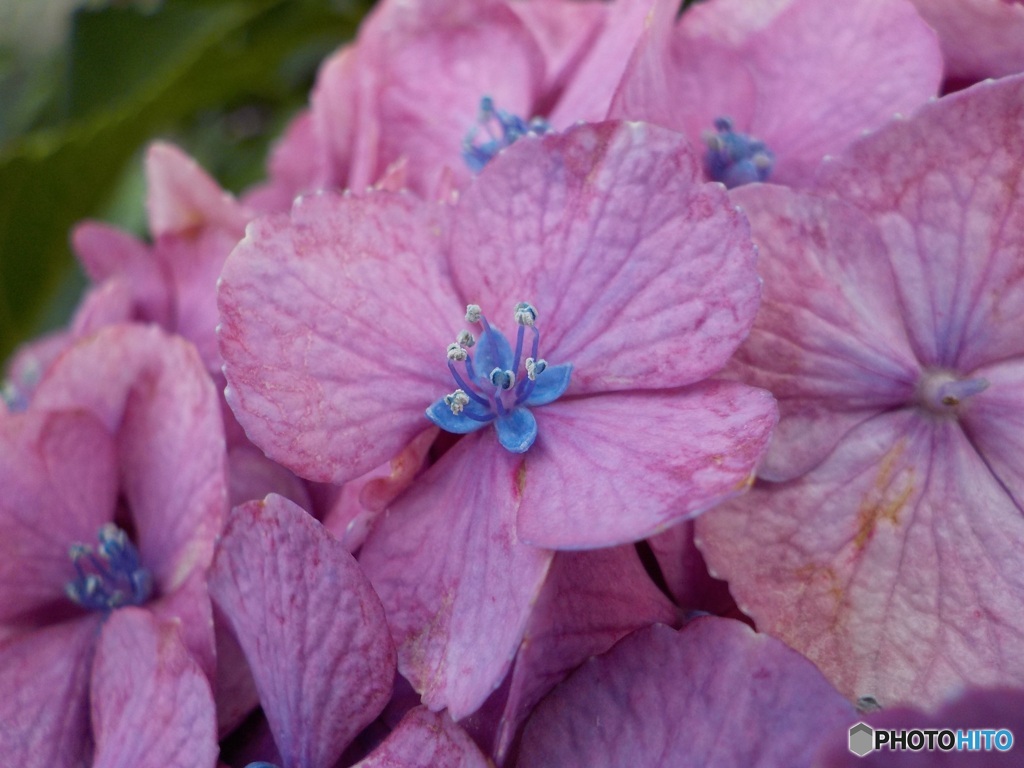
426;302;572;453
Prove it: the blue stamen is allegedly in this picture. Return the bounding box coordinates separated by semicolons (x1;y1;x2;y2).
447;361;489;407
427;302;573;453
65;523;153;613
703;116;774;188
462;97;551;173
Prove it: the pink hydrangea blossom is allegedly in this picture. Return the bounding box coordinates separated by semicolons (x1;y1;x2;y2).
697;75;1024;708
219;120;777;718
610;0;942;188
245;0;654;205
0;325;226;766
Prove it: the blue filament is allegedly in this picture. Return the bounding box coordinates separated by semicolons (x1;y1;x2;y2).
427;303;572;453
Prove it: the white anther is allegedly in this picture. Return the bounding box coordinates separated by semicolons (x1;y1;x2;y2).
444;390;470;415
465;304;482;323
490;368;516;390
457;330;476;348
447;343;467;362
514;302;537;327
525;358;547;381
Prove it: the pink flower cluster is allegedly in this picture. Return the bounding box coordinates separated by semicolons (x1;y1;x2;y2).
3;0;1024;765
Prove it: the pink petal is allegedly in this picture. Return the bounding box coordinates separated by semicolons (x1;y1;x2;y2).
359;433;553;719
494;546;680;763
352;0;546;195
244;110;322;214
962;358;1024;510
145;142;249;238
647;521;738;615
146;569;216;682
909;0;1024;82
612;0;942;186
212;604;260;737
218;191;459;484
697;411;1024;707
508;0;608;100
518;618;854;767
451;121;761;393
32;325;227;592
208;495;395;768
352;707;489;768
72;223;170;326
547;0;655;127
227;442;313;511
320;426;437;552
0;617;99;768
90;609;217;768
0;411;116;626
815;75;1024;373
157;226;246;371
516;383;777;549
309;46;363;191
725;183;919;481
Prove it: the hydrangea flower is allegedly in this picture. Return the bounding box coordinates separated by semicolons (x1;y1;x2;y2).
245;0;654;205
0;325;226;766
610;0;942;187
697;75;1024;707
219;121;777;716
517;618;856;767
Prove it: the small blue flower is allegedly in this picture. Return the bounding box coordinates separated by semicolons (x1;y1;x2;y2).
426;302;572;453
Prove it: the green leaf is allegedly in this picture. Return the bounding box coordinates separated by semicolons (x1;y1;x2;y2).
0;0;370;364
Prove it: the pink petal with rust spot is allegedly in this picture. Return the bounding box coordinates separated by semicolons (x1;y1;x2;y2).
208;495;395;768
0;617;99;768
0;411;116;626
494;546;680;764
909;0;1024;82
359;433;553;720
725;184;919;481
816;75;1024;372
517;383;777;549
452;121;759;394
352;0;545;195
352;707;489;768
321;426;437;552
146;142;249;238
32;325;227;593
91;609;217;768
518;618;854;767
698;411;1024;707
612;0;941;186
218;192;458;485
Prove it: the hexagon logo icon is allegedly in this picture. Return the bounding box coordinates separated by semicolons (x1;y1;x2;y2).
849;722;874;757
